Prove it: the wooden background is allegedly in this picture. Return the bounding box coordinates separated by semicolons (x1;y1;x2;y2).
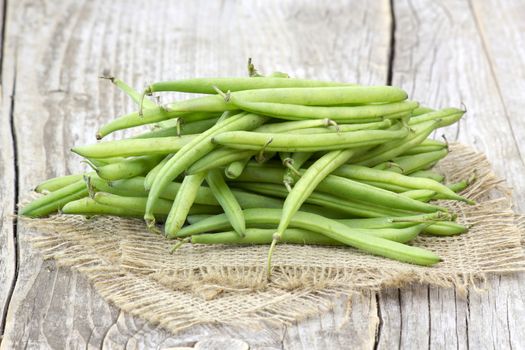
1;0;524;348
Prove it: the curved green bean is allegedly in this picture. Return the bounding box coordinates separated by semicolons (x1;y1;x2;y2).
206;169;245;236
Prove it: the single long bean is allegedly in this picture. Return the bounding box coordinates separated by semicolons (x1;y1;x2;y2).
35;174;84;193
72;135;194;158
96;155;164;181
206;169;246;236
62;197;158;219
145;77;350;94
223;97;419;122
190;228;342;246
212;128;409;152
134;117;220;139
409;170;445;182
165;172;207;236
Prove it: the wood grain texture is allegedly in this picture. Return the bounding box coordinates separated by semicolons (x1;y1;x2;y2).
1;0;524;348
376;1;525;349
0;0;392;349
0;0;17;336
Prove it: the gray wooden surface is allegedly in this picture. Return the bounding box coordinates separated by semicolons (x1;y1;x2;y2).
1;0;524;349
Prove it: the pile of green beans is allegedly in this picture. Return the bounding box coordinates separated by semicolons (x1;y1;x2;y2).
22;65;474;279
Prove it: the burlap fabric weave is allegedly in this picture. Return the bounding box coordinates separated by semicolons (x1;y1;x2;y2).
21;143;525;333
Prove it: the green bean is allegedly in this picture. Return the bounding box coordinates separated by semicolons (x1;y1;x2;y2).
223;85;408;105
187;148;256;174
206;169;245;237
333;164;472;203
445;179;471;193
223;97;419;122
401;140;448;156
145;77;350;94
287;120;392;134
145;113;267;228
408;108;464;126
62;197;156;219
144;154;173;190
339;213;445;228
187;214;213;225
134;117;220;139
412;106;435;116
254;118;340;133
94;192;221;216
165;172;207;236
352;120;439;166
97;107;181;140
176;209;441;266
35;174;84;193
356;180;410;193
400;189;436;202
212;128;409;152
235;165;446;213
88;157;126;167
189;120;396;174
423;222;467;236
389;149;449;174
409;170;445;182
103;76;157;109
72;135;194;158
96;155;164;181
189;228;343;246
225;157;251;179
21;180;88;217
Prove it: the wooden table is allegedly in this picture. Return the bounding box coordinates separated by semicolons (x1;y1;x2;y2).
1;0;524;348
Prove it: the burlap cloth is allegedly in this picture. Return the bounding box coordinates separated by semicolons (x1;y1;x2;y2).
21;143;525;333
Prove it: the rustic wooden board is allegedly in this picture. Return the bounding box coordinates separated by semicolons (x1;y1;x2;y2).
1;0;524;348
377;1;525;349
0;0;391;348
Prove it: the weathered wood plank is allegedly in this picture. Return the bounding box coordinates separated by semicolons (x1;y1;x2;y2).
377;1;525;350
0;0;391;349
0;0;17;337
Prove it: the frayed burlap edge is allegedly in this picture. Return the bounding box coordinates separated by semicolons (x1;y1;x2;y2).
20;143;525;334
